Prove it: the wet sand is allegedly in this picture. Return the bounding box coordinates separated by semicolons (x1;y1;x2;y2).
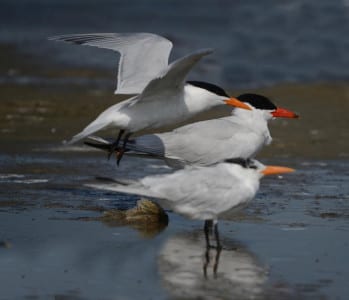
1;45;349;299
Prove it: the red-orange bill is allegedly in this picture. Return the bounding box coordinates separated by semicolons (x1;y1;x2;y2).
262;166;295;176
224;97;252;110
272;107;299;118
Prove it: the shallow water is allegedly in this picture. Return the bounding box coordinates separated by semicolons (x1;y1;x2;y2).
0;142;349;299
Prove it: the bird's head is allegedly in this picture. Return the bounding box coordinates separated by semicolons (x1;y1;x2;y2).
235;93;299;120
224;158;295;178
187;81;252;111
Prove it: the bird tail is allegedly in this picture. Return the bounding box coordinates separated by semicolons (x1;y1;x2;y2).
127;135;165;157
66;122;109;145
84;134;165;158
83;136;115;150
86;177;157;199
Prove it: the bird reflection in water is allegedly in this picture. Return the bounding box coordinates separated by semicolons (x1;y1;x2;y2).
158;232;268;299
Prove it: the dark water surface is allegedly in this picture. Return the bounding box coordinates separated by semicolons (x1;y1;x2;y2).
0;0;349;88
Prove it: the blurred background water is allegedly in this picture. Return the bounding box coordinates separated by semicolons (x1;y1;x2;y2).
0;0;348;88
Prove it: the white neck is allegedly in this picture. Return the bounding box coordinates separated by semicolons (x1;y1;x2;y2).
183;84;226;114
231;108;273;143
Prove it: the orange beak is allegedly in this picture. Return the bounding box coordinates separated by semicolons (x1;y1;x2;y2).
224;97;252;110
262;166;295;176
272;107;299;118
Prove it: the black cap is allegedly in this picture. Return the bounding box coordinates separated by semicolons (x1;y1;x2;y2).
237;94;276;110
187;81;229;97
224;158;257;169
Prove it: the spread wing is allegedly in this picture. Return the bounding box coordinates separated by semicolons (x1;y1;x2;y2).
49;33;173;95
139;48;214;101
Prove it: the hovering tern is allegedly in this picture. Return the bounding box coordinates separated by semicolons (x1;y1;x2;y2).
49;33;251;163
86;92;299;167
87;158;295;247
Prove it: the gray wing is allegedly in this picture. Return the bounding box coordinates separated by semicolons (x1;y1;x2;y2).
123;119;234;161
142;164;254;219
82;116;265;167
49;33;173;95
160;119;242;164
87;163;258;220
161;118;265;165
139;48;213;101
133;117;265;165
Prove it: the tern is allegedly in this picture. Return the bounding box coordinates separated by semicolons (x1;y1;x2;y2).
49;33;251;163
86;92;298;167
87;158;295;248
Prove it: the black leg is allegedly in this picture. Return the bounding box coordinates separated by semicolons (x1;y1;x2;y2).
107;130;125;160
116;132;132;166
204;220;213;249
214;222;222;250
203;220;211;278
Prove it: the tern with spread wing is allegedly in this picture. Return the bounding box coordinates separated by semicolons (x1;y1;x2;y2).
49;33;251;163
87;158;295;247
86;92;298;168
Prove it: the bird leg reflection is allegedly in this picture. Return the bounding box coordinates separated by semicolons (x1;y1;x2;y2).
213;246;222;278
203;220;223;278
203;242;222;279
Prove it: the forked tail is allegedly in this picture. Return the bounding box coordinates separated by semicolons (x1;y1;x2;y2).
84;135;165;158
66;122;109;145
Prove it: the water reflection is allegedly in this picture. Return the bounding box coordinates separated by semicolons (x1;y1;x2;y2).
0;209;168;299
158;231;268;299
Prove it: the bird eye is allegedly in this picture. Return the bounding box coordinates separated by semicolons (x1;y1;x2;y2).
246;159;258;169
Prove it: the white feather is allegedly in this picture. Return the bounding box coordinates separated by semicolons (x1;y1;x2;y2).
87;161;262;221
